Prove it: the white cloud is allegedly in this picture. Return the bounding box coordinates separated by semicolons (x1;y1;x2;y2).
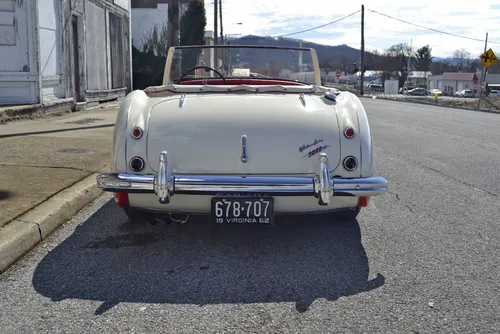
204;0;500;58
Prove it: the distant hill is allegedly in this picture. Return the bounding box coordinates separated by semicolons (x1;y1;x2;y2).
432;57;446;62
227;35;457;71
227;35;366;70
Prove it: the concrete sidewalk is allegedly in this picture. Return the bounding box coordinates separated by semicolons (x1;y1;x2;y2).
0;105;119;273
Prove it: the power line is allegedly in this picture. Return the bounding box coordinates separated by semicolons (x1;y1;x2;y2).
270;10;361;38
367;8;500;45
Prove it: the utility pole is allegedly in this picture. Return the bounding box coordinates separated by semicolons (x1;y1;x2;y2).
167;0;180;78
219;0;224;73
477;32;488;110
214;0;218;70
219;0;223;45
299;40;303;70
360;4;365;96
406;37;412;92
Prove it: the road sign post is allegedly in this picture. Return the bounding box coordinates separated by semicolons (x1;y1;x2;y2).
477;33;496;110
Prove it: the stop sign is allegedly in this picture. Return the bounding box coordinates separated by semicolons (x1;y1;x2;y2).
336;71;341;78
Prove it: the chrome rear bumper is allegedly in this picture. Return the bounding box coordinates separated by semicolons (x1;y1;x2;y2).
97;151;388;206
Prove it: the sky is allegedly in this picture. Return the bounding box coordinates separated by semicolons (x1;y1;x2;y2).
203;0;500;59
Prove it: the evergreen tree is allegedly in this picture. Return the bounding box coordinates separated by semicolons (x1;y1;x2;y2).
180;0;207;71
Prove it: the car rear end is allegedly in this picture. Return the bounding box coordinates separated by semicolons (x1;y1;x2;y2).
97;87;388;224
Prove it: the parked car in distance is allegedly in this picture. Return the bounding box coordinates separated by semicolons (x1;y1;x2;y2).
454;89;474;98
489;90;499;97
406;88;427;96
427;89;442;96
96;44;388;225
367;83;383;92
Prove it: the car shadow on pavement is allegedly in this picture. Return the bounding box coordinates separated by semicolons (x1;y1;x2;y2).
32;200;385;315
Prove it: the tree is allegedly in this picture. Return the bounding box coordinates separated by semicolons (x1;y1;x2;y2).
413;45;433;71
488;59;500;74
319;58;335;84
468;59;482;73
180;0;207;72
380;42;413;88
430;61;448;75
142;23;168;57
134;24;169;89
319;58;334;72
365;49;381;71
452;48;472;71
319;57;341;73
339;55;352;72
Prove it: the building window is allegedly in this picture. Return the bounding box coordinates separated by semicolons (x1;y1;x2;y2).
109;12;125;88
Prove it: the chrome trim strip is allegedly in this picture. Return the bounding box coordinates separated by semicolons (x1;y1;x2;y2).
241;135;248;163
97;174;388;198
179;94;186;107
154;151;174;203
96;152;388;203
97;172;388;197
299;93;306;106
96;173;155;192
317;153;333;205
174;175;314;194
332;176;388;196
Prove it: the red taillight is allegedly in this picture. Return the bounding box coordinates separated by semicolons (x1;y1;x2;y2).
114;192;129;208
131;127;143;139
344;127;355;138
358;196;370;207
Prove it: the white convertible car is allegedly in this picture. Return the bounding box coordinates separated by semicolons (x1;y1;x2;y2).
96;45;388;224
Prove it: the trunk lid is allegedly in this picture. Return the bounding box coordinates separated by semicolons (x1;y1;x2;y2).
146;93;341;175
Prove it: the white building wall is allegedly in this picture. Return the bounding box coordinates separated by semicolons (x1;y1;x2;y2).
114;0;130;11
0;0;132;106
0;0;39;105
428;76;443;91
38;0;64;101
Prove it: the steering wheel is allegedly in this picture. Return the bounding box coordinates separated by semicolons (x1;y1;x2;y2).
176;66;228;85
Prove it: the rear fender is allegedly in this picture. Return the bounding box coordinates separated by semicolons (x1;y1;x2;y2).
345;93;374;177
331;92;370;178
112;90;150;173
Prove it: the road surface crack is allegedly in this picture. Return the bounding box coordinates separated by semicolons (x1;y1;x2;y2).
374;145;499;199
0;163;91;173
387;189;415;214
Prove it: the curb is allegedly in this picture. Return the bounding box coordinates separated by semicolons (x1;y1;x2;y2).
0;171;107;274
0;98;123;124
0;100;73;124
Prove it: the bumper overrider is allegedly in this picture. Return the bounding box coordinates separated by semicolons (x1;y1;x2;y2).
96;151;388;206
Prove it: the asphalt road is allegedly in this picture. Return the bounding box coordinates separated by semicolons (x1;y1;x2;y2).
1;99;500;333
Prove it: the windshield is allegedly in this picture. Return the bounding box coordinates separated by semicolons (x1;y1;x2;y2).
166;45;319;85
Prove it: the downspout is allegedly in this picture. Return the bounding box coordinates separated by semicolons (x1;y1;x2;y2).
33;0;43;105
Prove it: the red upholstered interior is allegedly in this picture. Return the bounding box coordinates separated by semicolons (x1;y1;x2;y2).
176;78;306;86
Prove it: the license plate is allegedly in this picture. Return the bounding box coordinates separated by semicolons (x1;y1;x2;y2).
211;196;274;225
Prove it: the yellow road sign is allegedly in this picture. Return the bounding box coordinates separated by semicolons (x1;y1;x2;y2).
480;48;498;68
